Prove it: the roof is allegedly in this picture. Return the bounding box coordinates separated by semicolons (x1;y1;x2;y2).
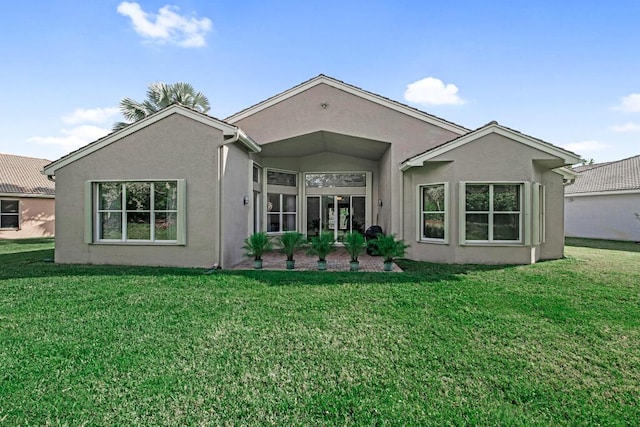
0;153;55;196
225;74;470;135
401;121;582;171
565;154;640;195
43;104;260;176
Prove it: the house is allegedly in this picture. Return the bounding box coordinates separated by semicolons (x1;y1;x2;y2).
0;153;55;238
42;75;581;268
565;155;640;241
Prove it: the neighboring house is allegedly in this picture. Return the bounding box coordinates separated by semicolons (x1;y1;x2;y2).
0;153;55;238
565;155;640;241
43;75;581;268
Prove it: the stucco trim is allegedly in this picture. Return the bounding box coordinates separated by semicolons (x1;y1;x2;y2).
43;105;254;176
225;75;469;135
0;193;55;199
401;124;583;171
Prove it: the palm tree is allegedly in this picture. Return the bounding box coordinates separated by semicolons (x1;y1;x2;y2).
112;82;210;131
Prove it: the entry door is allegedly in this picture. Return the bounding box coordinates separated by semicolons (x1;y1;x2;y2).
306;195;365;241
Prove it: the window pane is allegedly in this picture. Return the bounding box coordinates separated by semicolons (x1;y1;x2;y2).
1;215;19;228
283;214;296;231
494;214;520;240
125;183;151;210
423;185;445;211
126;212;151;240
267;171;296;186
154;181;178;211
352;196;366;234
155;212;177;241
305;173;366;188
267;214;280;232
253;165;260;183
100;212;122;239
494;185;520;211
466;185;489;211
283;195;296;212
466;213;489;240
1;200;19;213
99;183;122;210
267;193;280;212
306;197;320;237
423;213;445;239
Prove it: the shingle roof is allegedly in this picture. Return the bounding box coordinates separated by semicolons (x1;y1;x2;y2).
0;153;55;196
565;155;640;194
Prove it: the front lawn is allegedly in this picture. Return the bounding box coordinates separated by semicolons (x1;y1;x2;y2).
0;238;638;425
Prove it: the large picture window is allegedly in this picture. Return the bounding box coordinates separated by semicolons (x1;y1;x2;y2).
0;200;19;229
419;183;447;242
95;181;181;243
464;183;522;243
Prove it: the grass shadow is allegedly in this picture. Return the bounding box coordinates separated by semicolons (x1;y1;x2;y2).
565;237;640;253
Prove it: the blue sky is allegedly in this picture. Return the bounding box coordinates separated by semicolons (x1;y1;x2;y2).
1;1;639;163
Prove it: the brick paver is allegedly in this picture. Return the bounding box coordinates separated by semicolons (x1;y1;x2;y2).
230;247;403;272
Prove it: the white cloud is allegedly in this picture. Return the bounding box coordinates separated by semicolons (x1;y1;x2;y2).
404;77;466;106
62;107;120;124
28;126;111;150
610;122;640;132
117;2;212;48
616;93;640;112
561;140;610;154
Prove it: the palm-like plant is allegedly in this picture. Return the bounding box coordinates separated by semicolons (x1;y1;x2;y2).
113;82;210;131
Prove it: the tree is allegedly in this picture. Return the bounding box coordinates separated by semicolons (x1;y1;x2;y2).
112;82;210;131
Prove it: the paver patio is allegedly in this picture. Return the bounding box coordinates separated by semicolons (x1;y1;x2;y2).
230;247;403;272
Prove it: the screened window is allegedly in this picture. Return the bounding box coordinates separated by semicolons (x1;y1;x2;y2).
96;181;179;242
464;183;522;242
420;184;446;241
267;193;297;232
0;200;19;229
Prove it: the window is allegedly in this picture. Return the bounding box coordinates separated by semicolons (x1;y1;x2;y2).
267;171;296;187
419;183;447;242
0;200;19;229
94;181;183;243
267;193;296;232
464;183;522;243
305;173;366;188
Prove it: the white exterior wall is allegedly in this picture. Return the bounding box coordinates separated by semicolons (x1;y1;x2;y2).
565;193;640;241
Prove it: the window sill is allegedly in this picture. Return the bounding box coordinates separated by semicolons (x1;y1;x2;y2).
91;241;184;246
462;242;524;247
417;239;448;245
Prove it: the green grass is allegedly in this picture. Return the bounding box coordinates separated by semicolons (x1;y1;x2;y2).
1;238;638;425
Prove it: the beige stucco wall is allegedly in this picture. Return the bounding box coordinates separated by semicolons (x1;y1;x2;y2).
0;196;55;239
231;83;461;236
403;133;567;264
54;113;233;268
565;193;640;241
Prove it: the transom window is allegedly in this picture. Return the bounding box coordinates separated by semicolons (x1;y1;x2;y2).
96;181;179;242
0;200;19;229
420;183;447;242
267;171;296;187
305;173;366;188
464;183;522;242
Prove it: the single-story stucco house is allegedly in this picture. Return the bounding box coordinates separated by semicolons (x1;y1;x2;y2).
43;75;581;268
0;153;55;238
565;155;640;241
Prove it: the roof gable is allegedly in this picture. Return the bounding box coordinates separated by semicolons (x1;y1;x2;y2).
43;105;259;176
0;153;55;196
225;74;469;135
401;122;582;171
565;154;640;195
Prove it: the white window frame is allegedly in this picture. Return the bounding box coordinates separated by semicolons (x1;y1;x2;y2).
265;168;299;234
0;199;20;230
86;179;186;245
416;182;449;244
460;182;526;245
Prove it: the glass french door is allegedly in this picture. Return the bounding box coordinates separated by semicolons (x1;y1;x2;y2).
306;195;365;241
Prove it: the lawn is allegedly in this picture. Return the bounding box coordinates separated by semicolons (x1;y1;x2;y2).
0;238;638;425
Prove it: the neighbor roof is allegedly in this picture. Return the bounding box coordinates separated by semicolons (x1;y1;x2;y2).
401;121;582;171
0;153;55;196
225;74;470;135
565;154;640;195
